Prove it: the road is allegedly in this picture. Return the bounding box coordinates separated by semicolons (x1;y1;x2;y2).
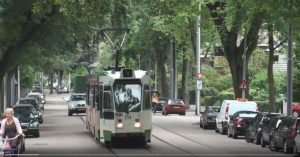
24;93;293;157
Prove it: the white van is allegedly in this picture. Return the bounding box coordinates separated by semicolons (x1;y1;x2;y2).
215;99;258;134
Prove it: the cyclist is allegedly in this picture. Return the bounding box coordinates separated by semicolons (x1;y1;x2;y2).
0;108;25;154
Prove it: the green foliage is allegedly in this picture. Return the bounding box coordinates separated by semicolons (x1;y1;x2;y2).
72;65;88;76
20;65;35;89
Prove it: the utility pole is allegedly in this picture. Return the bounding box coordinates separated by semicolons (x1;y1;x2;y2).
170;39;176;99
242;37;247;99
287;25;293;116
195;15;201;115
18;67;20;100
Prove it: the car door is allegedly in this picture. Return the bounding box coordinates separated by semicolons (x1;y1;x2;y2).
201;107;208;124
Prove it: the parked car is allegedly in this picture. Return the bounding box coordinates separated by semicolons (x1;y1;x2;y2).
260;116;285;148
162;99;186;116
215;99;258;134
17;97;44;123
13;104;40;137
68;93;86;116
27;92;45;110
200;106;220;129
227;111;258;139
56;85;69;94
268;116;300;154
292;123;300;155
156;97;168;112
32;86;46;103
245;112;281;144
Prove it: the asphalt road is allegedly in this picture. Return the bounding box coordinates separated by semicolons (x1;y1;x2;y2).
23;93;293;157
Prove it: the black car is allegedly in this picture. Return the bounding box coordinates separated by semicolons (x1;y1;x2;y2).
261;116;285;147
245;112;281;144
13;104;40;137
268;116;300;154
200;106;220;129
17;97;44;124
156;97;168;112
227;111;258;139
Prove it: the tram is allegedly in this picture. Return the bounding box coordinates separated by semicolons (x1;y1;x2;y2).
85;68;152;146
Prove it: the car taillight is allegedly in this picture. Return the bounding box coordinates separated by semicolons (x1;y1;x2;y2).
225;104;229;120
234;119;246;126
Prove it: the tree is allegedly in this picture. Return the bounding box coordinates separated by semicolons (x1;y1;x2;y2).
205;0;267;98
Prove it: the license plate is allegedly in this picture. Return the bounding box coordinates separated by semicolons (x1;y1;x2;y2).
173;107;180;108
22;129;27;132
78;108;85;111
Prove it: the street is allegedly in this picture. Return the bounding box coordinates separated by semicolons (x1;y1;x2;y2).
24;93;293;157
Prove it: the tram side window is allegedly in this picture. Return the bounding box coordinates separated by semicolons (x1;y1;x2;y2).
95;86;99;110
86;85;90;105
93;85;96;108
103;86;112;109
99;85;103;117
89;85;93;106
143;85;151;110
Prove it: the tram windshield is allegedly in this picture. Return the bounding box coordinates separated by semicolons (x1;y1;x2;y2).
114;83;141;112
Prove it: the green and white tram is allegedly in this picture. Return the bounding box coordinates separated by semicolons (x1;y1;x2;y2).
86;68;152;146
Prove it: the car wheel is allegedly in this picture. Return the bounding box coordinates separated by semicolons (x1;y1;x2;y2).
200;119;203;128
220;124;226;135
232;129;237;139
245;131;252;143
254;132;261;145
284;140;293;154
39;118;44;124
293;110;299;117
215;124;219;133
68;110;73;116
227;127;232;137
293;143;298;156
269;137;278;151
35;130;40;137
260;137;266;147
203;121;208;129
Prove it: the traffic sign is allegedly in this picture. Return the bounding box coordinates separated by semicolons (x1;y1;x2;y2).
197;80;202;90
240;80;247;89
197;73;203;80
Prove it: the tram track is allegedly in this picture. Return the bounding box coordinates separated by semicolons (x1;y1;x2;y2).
152;122;216;151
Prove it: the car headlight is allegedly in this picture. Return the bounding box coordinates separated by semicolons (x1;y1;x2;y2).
134;119;141;128
29;121;39;128
117;119;123;128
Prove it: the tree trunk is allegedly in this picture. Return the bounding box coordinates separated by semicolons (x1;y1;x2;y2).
6;70;16;107
181;50;190;107
206;1;264;99
50;72;54;94
156;48;168;97
58;69;64;86
267;24;276;112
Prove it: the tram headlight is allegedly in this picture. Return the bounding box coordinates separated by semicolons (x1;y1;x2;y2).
134;119;141;128
117;119;123;128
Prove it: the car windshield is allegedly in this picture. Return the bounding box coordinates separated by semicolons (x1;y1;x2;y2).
28;95;41;102
239;112;257;118
208;108;220;113
114;83;141;112
19;100;40;110
71;95;86;101
169;99;183;105
14;107;33;118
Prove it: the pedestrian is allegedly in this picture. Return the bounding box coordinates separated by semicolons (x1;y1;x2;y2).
0;108;25;150
152;93;158;115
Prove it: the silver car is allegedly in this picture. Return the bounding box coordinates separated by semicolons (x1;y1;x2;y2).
67;93;86;116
